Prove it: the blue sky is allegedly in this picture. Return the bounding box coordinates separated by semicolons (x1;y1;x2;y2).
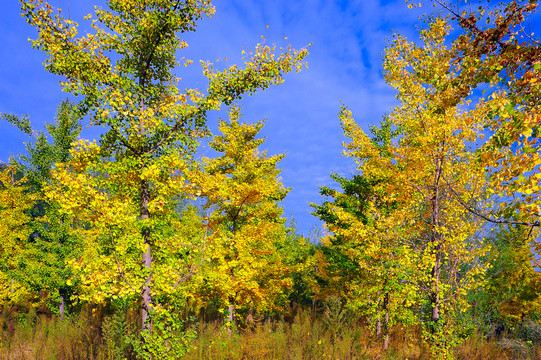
0;1;451;235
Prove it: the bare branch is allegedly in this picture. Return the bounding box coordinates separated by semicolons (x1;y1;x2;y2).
444;178;539;227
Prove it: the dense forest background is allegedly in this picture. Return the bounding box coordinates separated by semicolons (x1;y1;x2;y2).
1;0;541;359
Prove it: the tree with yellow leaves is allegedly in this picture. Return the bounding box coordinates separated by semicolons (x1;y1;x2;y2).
339;18;491;358
430;0;541;227
0;164;35;305
193;107;293;334
312;120;415;350
21;0;308;356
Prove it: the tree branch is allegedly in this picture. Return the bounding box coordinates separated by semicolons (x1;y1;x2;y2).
108;226;141;298
444;178;539;227
172;219;209;289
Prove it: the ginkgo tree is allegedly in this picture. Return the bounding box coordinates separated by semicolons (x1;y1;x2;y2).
20;0;308;355
338;18;491;357
192;107;293;334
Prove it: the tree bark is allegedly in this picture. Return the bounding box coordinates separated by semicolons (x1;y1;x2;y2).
431;251;442;323
137;20;152;334
59;295;65;320
430;157;443;324
227;219;237;337
227;298;234;336
246;307;254;330
141;179;153;333
59;218;65;321
383;292;390;351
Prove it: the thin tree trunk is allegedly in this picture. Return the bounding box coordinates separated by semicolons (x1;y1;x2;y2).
227;219;237;337
383;292;390;351
141;180;152;333
59;218;65;321
59;295;65;320
137;26;152;334
431;251;441;323
383;324;390;350
227;298;234;336
246;307;254;330
430;157;443;324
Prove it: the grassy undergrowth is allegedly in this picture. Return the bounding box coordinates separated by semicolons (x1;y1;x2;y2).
0;310;99;359
0;308;539;359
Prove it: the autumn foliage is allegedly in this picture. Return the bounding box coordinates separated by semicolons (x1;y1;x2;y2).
1;0;541;359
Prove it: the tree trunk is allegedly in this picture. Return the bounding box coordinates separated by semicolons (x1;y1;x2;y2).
227;220;237;337
59;218;65;321
383;292;390;351
246;307;254;330
227;298;234;336
383;324;390;351
431;251;441;323
140;179;152;333
59;295;65;320
430;157;443;324
137;40;152;334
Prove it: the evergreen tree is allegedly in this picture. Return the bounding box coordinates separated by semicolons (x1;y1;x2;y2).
1;100;82;317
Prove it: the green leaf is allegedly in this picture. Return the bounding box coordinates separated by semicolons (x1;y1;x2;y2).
505;104;516;115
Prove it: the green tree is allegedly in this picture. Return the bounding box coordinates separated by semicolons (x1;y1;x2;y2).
311;121;409;350
21;0;308;355
472;224;541;327
277;220;316;312
1;100;83;318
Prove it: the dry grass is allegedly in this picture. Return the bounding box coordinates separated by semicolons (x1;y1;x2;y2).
185;312;541;360
455;333;541;360
186;311;419;360
1;308;540;359
0;311;101;360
